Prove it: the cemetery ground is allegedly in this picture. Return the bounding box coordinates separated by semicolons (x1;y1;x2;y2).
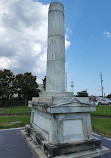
0;105;30;129
91;105;111;138
0;105;111;138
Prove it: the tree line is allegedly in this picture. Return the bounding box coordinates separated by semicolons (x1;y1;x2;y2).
0;69;38;103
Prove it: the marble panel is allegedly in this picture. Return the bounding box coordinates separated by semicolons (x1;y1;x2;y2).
63;119;84;142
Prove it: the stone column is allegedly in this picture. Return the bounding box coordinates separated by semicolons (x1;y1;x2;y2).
46;2;65;92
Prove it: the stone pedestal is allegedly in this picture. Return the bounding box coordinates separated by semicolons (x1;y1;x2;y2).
24;93;109;157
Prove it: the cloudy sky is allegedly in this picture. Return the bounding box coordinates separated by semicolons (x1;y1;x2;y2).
0;0;111;96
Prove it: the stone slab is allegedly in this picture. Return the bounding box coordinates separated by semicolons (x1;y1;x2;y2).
30;101;95;114
47;104;96;113
55;146;109;158
21;130;110;158
40;91;73;97
32;97;53;103
43;138;101;157
63;119;84;142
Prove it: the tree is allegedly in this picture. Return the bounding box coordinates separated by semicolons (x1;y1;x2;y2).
42;76;46;89
0;69;15;100
77;90;89;97
107;93;111;98
15;72;38;104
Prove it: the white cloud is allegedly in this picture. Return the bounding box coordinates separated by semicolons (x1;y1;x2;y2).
66;27;72;34
0;57;19;69
65;27;72;49
0;26;6;35
104;31;111;38
32;44;42;57
65;35;71;49
0;0;71;83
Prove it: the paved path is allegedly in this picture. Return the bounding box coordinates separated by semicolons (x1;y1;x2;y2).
93;133;111;158
0;128;36;158
0;128;110;158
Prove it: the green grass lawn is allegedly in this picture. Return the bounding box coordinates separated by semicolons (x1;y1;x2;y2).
0;105;30;115
0;116;30;129
91;105;111;117
91;118;111;137
0;106;30;129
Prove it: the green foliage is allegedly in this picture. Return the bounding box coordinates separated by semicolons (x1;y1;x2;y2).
77;90;88;97
15;72;38;103
0;69;15;100
91;118;111;137
0;69;38;104
107;93;111;98
91;105;111;117
0;116;30;129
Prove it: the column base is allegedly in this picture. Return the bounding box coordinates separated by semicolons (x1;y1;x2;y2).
21;129;109;158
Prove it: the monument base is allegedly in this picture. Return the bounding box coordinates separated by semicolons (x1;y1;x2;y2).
26;95;110;157
21;130;109;158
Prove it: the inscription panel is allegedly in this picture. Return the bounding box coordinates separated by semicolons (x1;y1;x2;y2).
63;119;84;142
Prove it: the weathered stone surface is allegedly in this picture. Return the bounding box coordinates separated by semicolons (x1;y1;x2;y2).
47;104;96;113
63;119;84;142
40;91;73;97
44;138;101;157
21;130;110;158
75;97;90;104
39;92;92;105
46;2;65;92
32;97;53;103
30;101;95;113
30;108;93;144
